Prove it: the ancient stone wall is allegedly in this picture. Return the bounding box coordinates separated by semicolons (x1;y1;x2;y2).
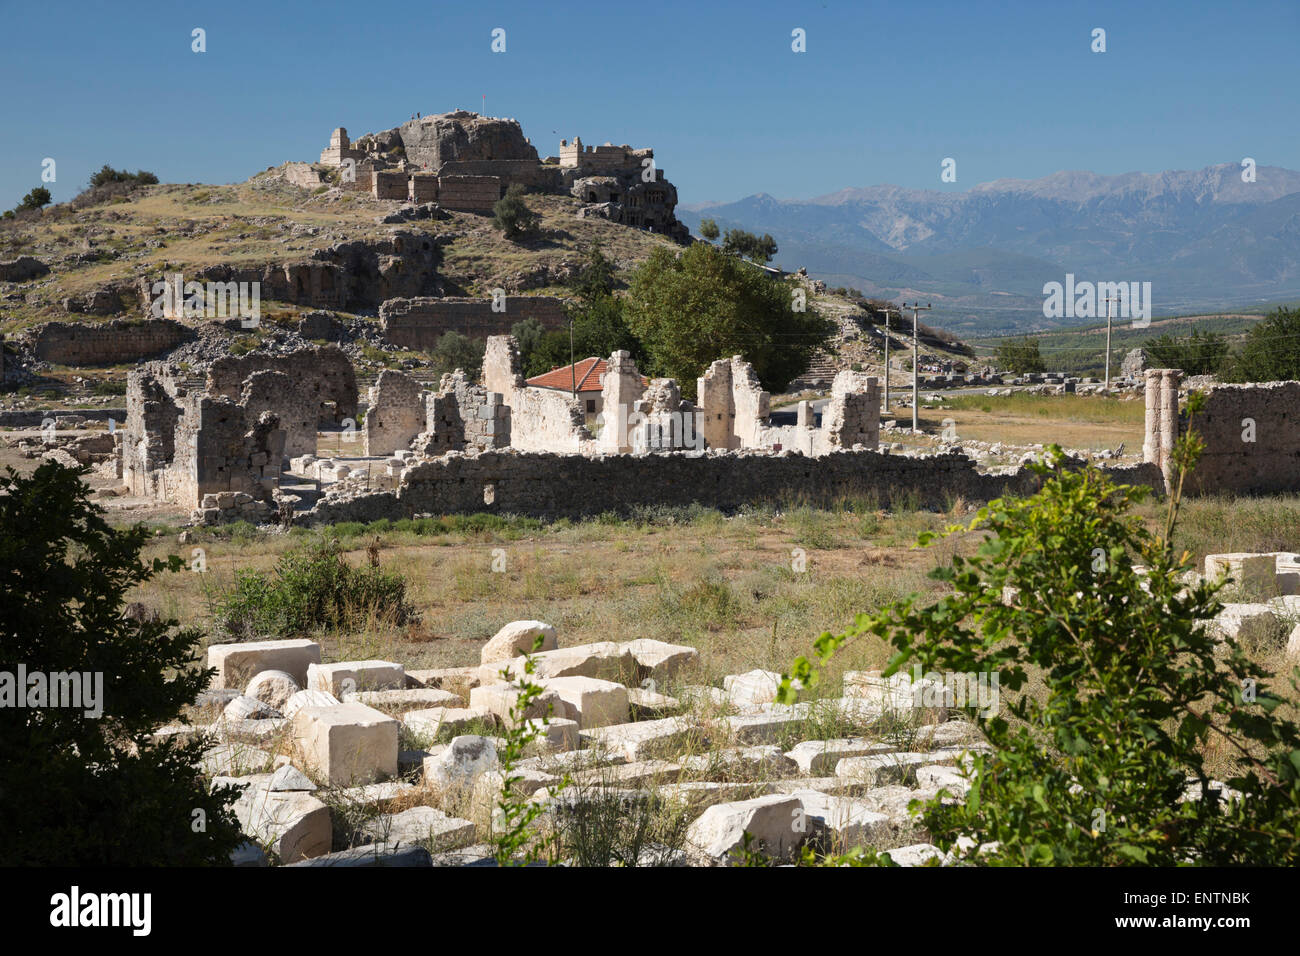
175;397;284;507
240;370;319;459
23;319;191;365
415;369;510;455
363;370;427;456
697;356;771;450
483;336;593;453
1146;370;1300;495
398;112;539;171
121;363;284;508
822;370;881;449
306;448;1165;524
380;296;569;349
121;364;187;500
373;170;410;200
437;159;561;190
753;372;881;456
147;231;440;313
409;174;439;203
598;350;646;453
436;175;502;212
207;346;358;425
282;163;328;189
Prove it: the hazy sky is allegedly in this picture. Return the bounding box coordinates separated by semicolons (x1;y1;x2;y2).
1;0;1295;208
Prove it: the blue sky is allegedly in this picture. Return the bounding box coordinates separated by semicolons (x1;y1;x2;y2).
1;0;1295;208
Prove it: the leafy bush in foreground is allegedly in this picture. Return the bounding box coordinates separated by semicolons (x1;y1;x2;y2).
782;404;1300;865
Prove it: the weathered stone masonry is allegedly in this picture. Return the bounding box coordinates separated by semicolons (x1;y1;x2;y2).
121;363;286;508
380;296;569;350
22;318;192;365
1145;369;1300;495
306;449;1164;524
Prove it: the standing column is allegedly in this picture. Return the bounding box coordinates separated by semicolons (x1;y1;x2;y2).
1143;368;1164;465
1159;369;1182;484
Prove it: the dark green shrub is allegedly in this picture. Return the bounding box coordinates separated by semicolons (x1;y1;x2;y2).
0;463;243;865
217;538;418;638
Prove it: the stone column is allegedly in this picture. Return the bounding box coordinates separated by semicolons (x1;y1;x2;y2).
599;350;643;454
1143;368;1164;465
1159;369;1181;485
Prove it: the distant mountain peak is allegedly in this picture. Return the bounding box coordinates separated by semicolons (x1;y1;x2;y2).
676;163;1300;333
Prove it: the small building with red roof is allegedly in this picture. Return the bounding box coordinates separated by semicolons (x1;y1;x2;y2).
525;357;648;422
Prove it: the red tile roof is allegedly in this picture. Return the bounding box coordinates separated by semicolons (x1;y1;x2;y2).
526;358;647;393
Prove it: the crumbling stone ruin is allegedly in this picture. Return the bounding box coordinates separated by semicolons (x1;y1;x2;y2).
185;536;1299;867
191;623;998;866
379;295;569;350
118;346;360;516
120;362;285;516
208;346;358;429
314;111;688;238
1144;368;1300;495
138;231;441;315
363;371;427;457
109;331;1220;529
19;318;192;366
481;336;595;454
561;136;682;236
413;369;510;456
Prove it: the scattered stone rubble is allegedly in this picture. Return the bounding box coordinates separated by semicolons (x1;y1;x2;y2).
186;551;1300;867
190;621;999;866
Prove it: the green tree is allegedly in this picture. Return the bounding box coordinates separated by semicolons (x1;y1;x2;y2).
88;165;159;188
511;317;548;373
18;187;52;210
721;228;778;265
1223;306;1300;383
1143;329;1229;376
521;297;644;379
624;243;835;398
780;409;1300;866
995;336;1046;374
429;330;486;379
698;218;720;241
0;463;245;865
571;241;617;304
493;183;539;239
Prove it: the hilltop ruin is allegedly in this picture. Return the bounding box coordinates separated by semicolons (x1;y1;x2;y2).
308;110;687;238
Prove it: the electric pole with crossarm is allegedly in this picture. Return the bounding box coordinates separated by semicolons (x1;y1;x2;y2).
903;302;932;433
879;306;897;412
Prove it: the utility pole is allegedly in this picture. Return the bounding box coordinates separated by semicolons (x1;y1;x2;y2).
880;306;897;412
903;302;932;433
1103;294;1119;391
570;317;576;401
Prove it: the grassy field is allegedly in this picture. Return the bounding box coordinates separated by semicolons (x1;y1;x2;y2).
130;489;1300;720
879;390;1146;451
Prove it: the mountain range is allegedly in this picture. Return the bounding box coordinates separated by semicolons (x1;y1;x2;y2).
678;164;1300;335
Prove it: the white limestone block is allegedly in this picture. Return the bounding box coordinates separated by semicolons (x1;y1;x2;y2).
292;702;399;786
